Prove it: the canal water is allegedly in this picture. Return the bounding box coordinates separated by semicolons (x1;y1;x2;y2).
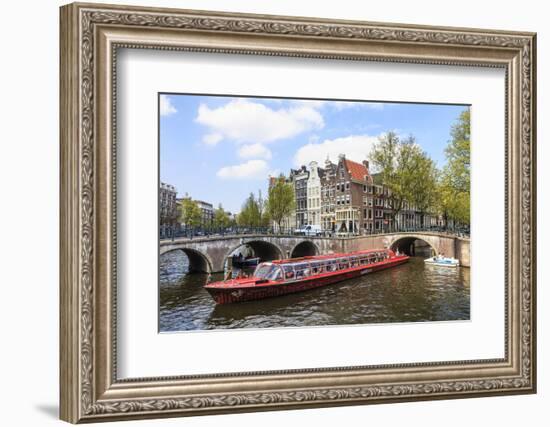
159;251;470;332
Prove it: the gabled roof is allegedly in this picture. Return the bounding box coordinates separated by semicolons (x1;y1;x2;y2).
344;159;369;182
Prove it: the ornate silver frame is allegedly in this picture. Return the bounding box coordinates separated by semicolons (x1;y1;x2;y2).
60;2;536;423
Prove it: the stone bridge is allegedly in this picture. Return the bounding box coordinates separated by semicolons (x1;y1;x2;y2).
160;232;470;273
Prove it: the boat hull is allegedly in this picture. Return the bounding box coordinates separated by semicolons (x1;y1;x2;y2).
424;258;460;267
205;256;409;304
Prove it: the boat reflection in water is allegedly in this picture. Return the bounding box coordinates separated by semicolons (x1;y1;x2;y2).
204;249;409;304
159;251;470;331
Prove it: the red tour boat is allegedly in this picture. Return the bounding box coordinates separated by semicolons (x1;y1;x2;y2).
204;248;409;304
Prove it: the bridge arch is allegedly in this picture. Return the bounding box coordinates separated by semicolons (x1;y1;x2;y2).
290;240;320;258
390;236;436;257
160;248;213;273
225;240;285;265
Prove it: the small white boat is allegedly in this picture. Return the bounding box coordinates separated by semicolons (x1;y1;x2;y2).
424;255;460;267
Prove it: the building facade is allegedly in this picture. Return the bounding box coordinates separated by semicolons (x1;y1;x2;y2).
284;154;442;235
289;166;309;228
159;182;178;226
177;194;215;229
306;161;322;227
320;157;337;231
332;154;374;233
195;200;214;227
369;181;393;232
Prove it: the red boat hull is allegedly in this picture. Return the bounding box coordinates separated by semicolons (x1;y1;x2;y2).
205;256;408;304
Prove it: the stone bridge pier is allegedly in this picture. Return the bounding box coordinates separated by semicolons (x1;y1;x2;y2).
160;232;470;273
160;235;344;273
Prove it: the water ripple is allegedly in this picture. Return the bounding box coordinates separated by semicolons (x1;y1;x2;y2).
159;251;470;332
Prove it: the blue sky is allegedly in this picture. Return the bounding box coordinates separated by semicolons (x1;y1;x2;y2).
160;94;468;214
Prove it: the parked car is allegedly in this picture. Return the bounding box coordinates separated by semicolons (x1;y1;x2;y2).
294;224;322;236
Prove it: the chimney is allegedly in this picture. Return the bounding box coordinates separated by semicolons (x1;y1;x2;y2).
338;153;346;161
362;160;369;170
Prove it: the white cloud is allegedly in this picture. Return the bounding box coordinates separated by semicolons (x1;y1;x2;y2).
308;135;320;144
290;99;384;111
238;143;272;159
195;99;324;144
160;95;177;116
202;133;223;146
331;101;384;111
294;134;379;167
216;160;269;179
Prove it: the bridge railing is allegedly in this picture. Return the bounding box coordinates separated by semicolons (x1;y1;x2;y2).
159;225;470;241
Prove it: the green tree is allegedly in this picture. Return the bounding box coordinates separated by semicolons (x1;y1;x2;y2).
267;175;296;232
370;131;401;224
435;170;453;228
178;198;201;228
409;153;438;227
213;203;231;229
256;190;271;227
446;109;471;194
237;193;263;227
436;169;470;228
370;133;436;227
436;108;471;228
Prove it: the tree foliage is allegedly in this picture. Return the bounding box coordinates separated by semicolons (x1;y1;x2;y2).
267;175;296;231
436;168;470;226
445;109;471;193
409;152;438;221
256;190;271;227
213;203;231;229
436;108;471;227
370;132;436;225
237;192;269;227
178;198;202;228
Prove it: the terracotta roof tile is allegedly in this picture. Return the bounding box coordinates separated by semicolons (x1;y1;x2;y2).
345;159;369;182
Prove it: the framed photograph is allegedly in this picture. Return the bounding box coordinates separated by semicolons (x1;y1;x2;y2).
60;2;537;423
